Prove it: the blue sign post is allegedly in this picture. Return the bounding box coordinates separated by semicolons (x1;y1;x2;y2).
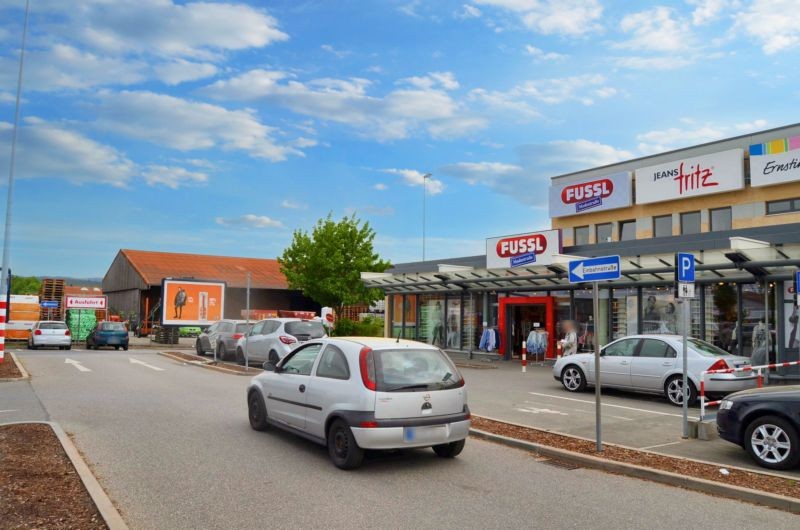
674;252;696;439
568;255;620;453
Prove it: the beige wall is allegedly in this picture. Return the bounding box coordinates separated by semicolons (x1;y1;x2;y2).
555;181;800;246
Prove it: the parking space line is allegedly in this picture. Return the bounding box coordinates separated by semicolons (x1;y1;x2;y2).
528;392;697;420
129;358;165;371
638;440;687;450
523;399;634;421
0;409;18;414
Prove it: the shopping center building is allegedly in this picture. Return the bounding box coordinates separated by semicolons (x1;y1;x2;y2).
363;123;800;374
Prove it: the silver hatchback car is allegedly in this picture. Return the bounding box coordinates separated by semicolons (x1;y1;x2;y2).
239;318;327;365
247;337;470;469
28;321;71;350
553;335;758;406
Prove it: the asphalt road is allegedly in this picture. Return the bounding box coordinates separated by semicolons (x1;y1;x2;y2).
3;348;799;529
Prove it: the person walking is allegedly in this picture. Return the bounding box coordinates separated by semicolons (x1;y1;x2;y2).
560;320;578;356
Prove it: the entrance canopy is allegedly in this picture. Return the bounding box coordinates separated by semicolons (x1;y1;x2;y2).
362;239;800;294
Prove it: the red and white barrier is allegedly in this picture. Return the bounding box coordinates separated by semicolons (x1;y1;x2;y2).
521;341;527;373
0;300;6;364
700;360;800;420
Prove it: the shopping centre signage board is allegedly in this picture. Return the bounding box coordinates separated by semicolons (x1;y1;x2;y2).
634;149;744;205
749;135;800;188
486;229;562;269
549;171;632;218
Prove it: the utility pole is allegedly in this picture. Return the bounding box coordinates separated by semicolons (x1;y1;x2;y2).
245;271;251;369
422;173;431;262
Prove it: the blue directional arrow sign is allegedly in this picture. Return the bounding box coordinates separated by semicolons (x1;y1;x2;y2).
41;300;58;309
568;255;621;283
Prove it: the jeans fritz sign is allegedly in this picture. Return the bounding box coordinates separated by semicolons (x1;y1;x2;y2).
635;149;744;205
549;172;632;218
749;136;800;188
486;229;562;269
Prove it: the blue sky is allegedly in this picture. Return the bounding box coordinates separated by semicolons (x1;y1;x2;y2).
0;0;798;277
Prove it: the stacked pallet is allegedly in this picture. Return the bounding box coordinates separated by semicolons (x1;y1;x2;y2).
7;294;40;341
39;278;65;321
153;326;179;344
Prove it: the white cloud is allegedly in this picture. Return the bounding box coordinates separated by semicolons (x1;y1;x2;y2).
456;4;482;19
94;90;301;161
373;183;388;191
688;0;732;25
281;200;307;209
636;119;770;153
0;117;135;187
524;45;567;60
142;165;208;189
468;89;540;120
321;44;351;58
475;0;603;36
617;7;693;52
381;169;444;194
614;56;693;70
202;69;484;141
439;161;524;185
0;91;16;103
215;214;284;229
154;60;218;85
734;119;769;131
736;0;800;54
478;74;615;108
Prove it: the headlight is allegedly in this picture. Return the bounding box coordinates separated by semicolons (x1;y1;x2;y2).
719;400;734;410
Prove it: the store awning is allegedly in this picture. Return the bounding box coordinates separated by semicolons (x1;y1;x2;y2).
362;239;800;294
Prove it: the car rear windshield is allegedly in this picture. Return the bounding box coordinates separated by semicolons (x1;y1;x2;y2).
100;322;126;331
235;323;251;333
373;348;463;392
688;338;729;357
285;321;325;339
39;322;67;330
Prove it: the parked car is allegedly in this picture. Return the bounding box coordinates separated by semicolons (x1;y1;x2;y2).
196;320;250;361
238;318;327;365
28;321;71;350
86;321;129;350
553;335;757;406
247;337;471;469
717;385;800;470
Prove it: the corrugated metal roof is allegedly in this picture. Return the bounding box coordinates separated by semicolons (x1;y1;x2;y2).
120;249;288;289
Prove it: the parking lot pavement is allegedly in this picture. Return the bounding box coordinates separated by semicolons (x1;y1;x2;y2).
462;361;800;478
7;348;800;529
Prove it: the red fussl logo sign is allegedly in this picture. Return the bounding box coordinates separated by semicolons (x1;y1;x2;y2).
496;234;547;257
561;178;614;204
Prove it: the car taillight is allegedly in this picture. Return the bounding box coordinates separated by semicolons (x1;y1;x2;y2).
279;335;296;345
708;359;730;372
232;333;243;340
359;346;376;391
359;421;379;428
34;329;42;335
65;329;71;336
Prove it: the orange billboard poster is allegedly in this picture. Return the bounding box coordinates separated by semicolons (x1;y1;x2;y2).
162;279;226;326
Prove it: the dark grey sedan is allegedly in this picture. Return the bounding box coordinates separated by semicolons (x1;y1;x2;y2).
196;320;250;361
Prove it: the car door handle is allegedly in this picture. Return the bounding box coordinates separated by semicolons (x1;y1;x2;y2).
298;384;306;393
662;362;672;366
620;361;629;365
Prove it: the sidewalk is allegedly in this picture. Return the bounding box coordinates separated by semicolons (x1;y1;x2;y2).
457;360;800;479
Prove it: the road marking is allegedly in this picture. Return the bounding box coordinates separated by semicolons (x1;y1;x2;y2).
523;399;634;421
65;358;91;372
515;407;569;416
0;409;18;414
528;392;697;420
639;440;687;450
129;358;165;371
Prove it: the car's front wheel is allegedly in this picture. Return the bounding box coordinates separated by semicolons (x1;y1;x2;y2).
217;343;227;361
248;391;269;431
196;340;204;356
561;365;587;392
745;415;800;470
664;375;697;407
433;439;465;458
327;419;364;470
236;347;245;365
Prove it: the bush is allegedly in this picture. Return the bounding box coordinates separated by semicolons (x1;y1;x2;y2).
333;316;384;337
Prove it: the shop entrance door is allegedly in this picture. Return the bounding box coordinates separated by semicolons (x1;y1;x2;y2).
498;297;555;361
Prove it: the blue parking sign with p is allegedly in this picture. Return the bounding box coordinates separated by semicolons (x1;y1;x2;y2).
676;253;695;283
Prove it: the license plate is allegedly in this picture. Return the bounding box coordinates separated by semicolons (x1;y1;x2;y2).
403;425;446;443
403;427;416;442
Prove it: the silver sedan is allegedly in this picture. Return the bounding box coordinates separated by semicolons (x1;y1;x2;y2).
552;335;757;406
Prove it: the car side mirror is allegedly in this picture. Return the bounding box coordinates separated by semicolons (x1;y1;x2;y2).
263;362;277;372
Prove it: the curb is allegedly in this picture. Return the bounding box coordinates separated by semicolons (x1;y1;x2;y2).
0;420;128;529
470;428;800;514
0;351;30;381
157;351;260;377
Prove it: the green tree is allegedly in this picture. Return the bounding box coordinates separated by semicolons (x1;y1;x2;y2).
279;214;390;315
10;275;41;295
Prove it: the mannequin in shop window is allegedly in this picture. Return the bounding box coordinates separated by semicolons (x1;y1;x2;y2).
751;321;769;366
560;320;578;356
430;301;444;347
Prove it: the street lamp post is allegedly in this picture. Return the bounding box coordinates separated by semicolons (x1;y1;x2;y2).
422;173;431;262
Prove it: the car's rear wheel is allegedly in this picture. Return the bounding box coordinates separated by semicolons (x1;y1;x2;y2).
561;365;586;392
745;415;800;470
248;391;269;431
665;375;697;407
195;340;204;356
432;439;465;458
66;344;71;350
114;345;120;351
217;343;227;361
122;345;128;351
29;341;37;350
86;341;92;350
236;347;245;365
328;419;364;470
268;350;279;364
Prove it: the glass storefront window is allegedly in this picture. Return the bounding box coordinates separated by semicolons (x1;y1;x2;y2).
705;283;737;353
710;207;732;231
418;294;444;347
573;288;597;353
611;288;638;340
446;295;461;349
641;287;700;336
741;283;775;363
462;293;482;352
574;226;589;246
681;211;701;235
619;220;636;241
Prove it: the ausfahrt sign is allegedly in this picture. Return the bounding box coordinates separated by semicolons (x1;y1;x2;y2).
64;295;107;310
